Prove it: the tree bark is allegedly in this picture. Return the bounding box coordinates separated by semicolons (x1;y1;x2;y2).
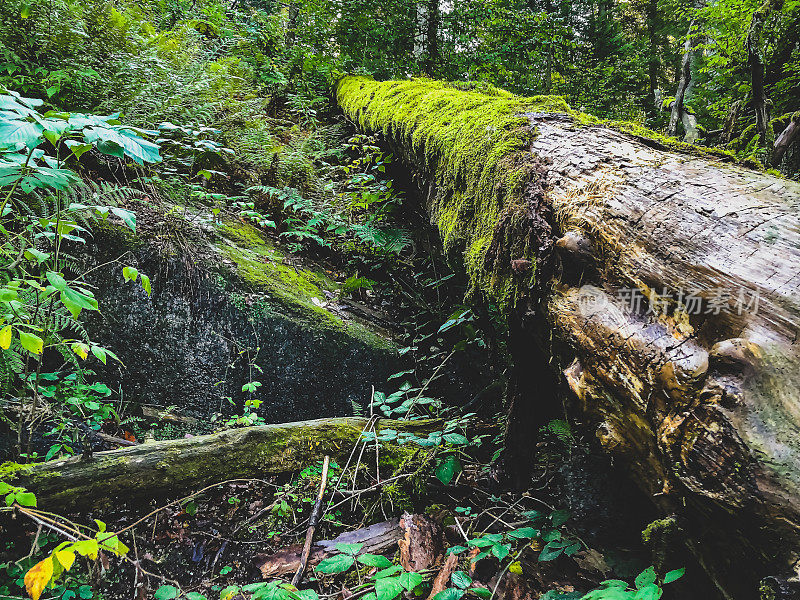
668;23;698;139
10;417;439;512
770;111;800;166
422;0;440;76
721;99;742;145
336;79;800;598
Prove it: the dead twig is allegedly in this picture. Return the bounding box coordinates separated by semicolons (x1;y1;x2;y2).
292;456;330;586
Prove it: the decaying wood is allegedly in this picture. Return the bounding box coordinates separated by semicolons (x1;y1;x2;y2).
292;455;330;585
426;553;459;600
256;518;403;578
397;512;444;572
12;417;438;512
339;86;800;597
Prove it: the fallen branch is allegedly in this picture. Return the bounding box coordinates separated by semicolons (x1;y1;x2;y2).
256;518;404;578
10;417;440;511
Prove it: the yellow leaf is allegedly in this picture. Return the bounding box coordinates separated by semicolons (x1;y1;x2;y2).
509;561;523;575
54;549;75;571
24;557;53;600
0;325;10;349
71;342;88;360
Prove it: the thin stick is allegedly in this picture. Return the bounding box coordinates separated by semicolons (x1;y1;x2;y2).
291;455;330;586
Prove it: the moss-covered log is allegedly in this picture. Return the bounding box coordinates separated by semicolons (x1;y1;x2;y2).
6;417;437;512
335;76;800;598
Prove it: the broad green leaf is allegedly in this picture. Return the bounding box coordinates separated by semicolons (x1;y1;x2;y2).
91;346;107;364
335;542;363;555
507;527;538;540
64;140;92;159
0;119;43;148
154;585;179;600
357;554;393;569
83;126;161;165
435;456;461;484
470;589;492;599
111;207;136;233
375;576;404;600
315;553;355;574
633;583;662;600
538;542;563;562
122;266;139;282
15;491;37;507
634;567;657;590
46;271;68;291
71;539;98;560
663;568;685;584
399;571;423;592
186;593;208;600
433;589;465;600
140;273;151;295
24;248;49;263
373;565;403;579
491;543;510;561
19;331;43;355
451;571;472;589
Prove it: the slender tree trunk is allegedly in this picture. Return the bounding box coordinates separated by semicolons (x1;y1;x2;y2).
721;99;742;144
668;23;698;138
646;0;661;116
747;0;784;150
422;0;440;76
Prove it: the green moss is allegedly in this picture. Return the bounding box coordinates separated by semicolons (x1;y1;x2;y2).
336;77;562;308
217;220;340;324
0;461;32;481
215;219;394;350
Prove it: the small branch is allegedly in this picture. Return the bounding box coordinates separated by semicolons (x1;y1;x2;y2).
292;455;330;586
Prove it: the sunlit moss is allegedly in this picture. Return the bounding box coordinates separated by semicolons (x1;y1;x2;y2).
336;76;561;307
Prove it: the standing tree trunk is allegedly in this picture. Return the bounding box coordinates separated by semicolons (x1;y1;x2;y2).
721;99;742;144
668;23;699;139
746;0;784;151
422;0;440;76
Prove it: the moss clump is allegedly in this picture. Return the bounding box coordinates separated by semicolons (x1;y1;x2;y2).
216;219;340;325
337;77;569;307
215;219;394;351
0;461;32;480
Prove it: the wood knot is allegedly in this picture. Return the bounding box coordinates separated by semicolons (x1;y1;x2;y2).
510;258;532;273
709;338;762;375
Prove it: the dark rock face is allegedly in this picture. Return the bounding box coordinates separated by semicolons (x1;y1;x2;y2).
83;226;401;423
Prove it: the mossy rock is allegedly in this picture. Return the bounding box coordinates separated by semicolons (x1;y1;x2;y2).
80;211;400;423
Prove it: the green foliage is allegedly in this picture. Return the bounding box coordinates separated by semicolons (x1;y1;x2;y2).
578;566;684;599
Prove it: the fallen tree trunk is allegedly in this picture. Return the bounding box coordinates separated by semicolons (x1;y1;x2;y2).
8;417;437;512
335;77;800;599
